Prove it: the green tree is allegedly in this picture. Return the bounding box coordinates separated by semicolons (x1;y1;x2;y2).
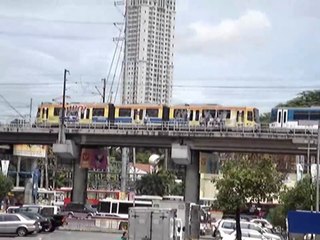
260;112;271;124
215;158;283;240
0;173;13;200
277;90;320;107
136;170;182;196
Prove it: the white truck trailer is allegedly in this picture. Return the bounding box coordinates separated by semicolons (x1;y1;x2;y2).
128;207;183;240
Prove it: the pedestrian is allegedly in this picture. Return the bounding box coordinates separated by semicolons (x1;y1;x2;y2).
120;231;127;240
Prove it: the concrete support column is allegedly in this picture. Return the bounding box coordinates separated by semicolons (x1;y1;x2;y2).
184;150;200;240
72;158;88;204
16;157;21;187
24;158;37;204
184;150;200;203
121;147;129;192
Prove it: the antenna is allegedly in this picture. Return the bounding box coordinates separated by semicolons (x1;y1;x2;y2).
0;94;25;119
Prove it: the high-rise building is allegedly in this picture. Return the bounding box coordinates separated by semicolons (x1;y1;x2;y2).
122;0;176;104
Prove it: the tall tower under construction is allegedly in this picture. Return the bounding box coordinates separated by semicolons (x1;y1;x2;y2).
122;0;176;104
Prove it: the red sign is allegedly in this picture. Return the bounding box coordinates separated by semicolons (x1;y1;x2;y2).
80;148;108;170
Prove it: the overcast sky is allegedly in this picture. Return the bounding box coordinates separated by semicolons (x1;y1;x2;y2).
0;0;320;122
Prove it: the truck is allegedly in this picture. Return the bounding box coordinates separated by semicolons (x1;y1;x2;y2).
152;199;201;239
128;207;183;240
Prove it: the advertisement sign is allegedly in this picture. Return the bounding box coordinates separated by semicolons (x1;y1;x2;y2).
80;148;108;170
13;145;48;158
199;152;220;174
1;160;9;176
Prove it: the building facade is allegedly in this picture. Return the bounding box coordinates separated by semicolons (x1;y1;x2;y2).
122;0;176;104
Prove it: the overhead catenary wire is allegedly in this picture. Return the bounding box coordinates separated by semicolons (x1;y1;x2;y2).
107;32;125;103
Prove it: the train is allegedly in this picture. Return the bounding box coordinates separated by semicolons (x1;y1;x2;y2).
36;102;260;128
35;102;320;130
269;107;320;129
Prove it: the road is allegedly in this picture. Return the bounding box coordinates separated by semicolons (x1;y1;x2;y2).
0;230;121;240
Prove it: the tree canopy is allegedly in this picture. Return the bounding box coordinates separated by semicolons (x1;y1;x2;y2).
135;170;183;196
0;173;13;200
215;158;283;240
277;90;320;107
269;176;315;229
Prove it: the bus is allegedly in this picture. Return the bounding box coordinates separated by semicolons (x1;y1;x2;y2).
97;198;152;218
57;187;121;206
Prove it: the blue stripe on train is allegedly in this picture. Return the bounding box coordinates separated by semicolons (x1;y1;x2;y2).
115;117;133;124
92;117;109;123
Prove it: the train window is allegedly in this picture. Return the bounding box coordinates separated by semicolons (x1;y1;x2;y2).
195;110;200;121
93;108;105;117
293;111;309;120
53;108;61;116
174;109;187;119
119;108;131;117
247;111;253;121
254;109;259;122
310;111;320;120
37;108;40;118
86;109;90;119
218;110;230;119
146;109;159;117
189;110;193;121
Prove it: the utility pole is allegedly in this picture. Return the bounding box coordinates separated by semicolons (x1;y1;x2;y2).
102;78;106;103
59;69;69;143
29;98;33;123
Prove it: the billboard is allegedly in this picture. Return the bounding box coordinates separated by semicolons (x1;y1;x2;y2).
80;148;108;170
199;152;220;174
13;145;48;158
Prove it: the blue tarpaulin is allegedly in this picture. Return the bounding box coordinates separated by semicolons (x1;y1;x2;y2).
288;210;320;234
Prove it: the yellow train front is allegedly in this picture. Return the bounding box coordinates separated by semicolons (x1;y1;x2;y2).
36;102;115;126
36;102;260;129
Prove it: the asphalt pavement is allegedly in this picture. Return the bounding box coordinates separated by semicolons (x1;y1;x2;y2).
0;230;121;240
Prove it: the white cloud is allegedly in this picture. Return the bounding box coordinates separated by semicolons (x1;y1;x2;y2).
177;10;271;56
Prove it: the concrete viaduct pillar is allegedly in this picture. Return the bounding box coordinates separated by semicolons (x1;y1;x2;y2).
53;140;88;204
184;150;200;203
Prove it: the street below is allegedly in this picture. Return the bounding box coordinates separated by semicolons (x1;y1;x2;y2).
0;230;121;240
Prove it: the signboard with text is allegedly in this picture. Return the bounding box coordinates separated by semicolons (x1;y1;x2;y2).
13;145;48;158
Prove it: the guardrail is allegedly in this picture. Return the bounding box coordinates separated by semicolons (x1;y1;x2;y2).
0;122;318;138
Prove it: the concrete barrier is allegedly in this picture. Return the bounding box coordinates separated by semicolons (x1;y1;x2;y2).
61;217;127;233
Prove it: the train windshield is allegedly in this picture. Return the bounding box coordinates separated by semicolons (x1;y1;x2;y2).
270;109;277;122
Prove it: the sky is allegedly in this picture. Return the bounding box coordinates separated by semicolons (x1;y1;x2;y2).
0;0;320;122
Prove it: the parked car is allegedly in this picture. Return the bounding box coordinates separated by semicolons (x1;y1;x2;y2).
0;213;39;237
18;212;52;232
223;229;267;240
213;219;281;240
14;205;65;231
62;203;96;219
250;218;273;230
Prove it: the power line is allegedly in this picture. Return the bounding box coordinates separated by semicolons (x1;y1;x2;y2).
0;81;319;89
0;15;116;25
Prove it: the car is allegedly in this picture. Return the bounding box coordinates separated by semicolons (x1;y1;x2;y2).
0;213;39;237
250;219;273;230
223;229;267;240
18;212;52;232
213;219;281;240
13;205;65;231
62;203;96;219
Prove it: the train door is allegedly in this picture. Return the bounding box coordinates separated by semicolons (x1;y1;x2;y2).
189;110;194;125
283;109;288;127
277;109;288;127
133;108;143;124
236;110;244;126
42;107;48;122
